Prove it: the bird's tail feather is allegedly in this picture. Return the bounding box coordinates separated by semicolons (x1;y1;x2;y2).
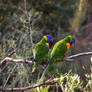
32;61;41;73
40;62;53;81
32;64;36;73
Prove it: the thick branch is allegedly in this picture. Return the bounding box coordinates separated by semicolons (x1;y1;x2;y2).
0;57;34;67
4;57;34;64
0;79;57;91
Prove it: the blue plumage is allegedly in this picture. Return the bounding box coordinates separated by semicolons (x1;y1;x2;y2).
71;38;75;45
46;35;53;43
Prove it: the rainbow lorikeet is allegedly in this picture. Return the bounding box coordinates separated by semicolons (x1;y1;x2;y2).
32;35;54;73
40;35;75;80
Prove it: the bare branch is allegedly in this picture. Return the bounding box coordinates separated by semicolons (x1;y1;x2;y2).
0;49;16;67
0;59;7;67
64;51;92;62
0;79;57;91
0;57;34;68
67;51;92;59
0;51;92;67
4;57;34;64
3;65;17;87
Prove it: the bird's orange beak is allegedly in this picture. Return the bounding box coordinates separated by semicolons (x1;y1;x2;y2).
51;38;54;43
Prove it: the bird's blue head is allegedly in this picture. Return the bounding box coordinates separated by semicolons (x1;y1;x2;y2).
71;38;75;45
46;35;54;43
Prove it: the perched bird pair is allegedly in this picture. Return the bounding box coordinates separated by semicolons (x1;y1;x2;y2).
41;35;75;80
32;35;75;80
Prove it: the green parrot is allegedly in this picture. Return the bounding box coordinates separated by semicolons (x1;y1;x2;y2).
32;35;54;73
40;35;75;80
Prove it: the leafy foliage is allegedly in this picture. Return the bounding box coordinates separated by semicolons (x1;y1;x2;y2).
38;72;92;92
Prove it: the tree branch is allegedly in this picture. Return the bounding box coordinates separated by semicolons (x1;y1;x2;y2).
0;49;16;67
3;57;34;64
8;49;16;57
67;51;92;59
0;51;92;67
0;79;57;91
64;51;92;61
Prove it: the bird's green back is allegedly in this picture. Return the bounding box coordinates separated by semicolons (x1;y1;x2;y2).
50;40;67;62
50;35;72;62
34;41;49;61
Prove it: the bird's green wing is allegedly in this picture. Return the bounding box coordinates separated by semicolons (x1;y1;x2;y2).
50;40;67;62
32;41;49;72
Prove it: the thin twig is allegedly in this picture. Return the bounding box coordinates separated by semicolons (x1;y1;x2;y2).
28;13;34;58
3;65;17;87
8;49;16;57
